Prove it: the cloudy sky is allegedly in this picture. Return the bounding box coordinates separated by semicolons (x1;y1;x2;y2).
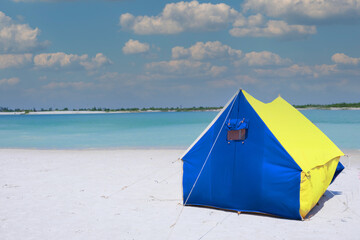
1;0;359;109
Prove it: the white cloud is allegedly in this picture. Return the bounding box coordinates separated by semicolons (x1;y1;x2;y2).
171;46;188;59
210;66;227;76
146;60;210;74
34;52;87;68
33;52;111;70
243;0;360;24
119;1;318;40
146;59;227;77
42;81;93;90
240;51;291;66
12;0;110;2
208;75;257;88
233;13;265;27
254;64;337;78
80;53;112;70
13;0;129;2
251;53;360;80
0;77;20;86
12;0;33;1
171;41;290;68
230;19;316;39
257;64;314;77
39;75;47;80
122;39;150;54
313;64;338;77
172;41;242;60
332;53;360;65
0;11;46;53
98;72;119;81
119;1;238;34
0;54;32;69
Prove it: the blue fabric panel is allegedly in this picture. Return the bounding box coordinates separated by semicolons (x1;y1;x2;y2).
331;161;344;184
182;90;303;219
182;96;236;204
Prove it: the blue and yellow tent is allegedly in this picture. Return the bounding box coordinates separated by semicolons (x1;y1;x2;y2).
181;89;344;220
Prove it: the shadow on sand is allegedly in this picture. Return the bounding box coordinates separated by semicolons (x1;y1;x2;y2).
305;190;342;219
186;189;342;221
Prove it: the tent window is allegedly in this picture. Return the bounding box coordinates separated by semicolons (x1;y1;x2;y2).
227;129;247;141
226;118;248;141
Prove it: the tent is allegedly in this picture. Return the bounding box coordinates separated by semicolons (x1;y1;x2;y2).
181;89;344;220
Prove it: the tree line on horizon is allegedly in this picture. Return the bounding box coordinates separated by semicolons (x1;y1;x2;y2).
293;102;360;109
1;102;360;113
0;106;223;113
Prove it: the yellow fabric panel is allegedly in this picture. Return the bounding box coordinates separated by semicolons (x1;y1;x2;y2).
243;91;344;172
299;157;340;219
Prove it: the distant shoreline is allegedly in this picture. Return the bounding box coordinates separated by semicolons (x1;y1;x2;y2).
1;107;360;115
1;102;360;115
0;109;221;115
298;107;360;110
0;107;360;115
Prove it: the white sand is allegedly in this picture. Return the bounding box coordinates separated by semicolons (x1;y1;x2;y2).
1;149;359;240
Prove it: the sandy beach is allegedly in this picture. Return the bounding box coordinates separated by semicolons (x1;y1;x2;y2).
1;149;359;240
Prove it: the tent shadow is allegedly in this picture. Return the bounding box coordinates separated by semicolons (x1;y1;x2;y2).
187;189;342;221
186;204;297;221
305;190;342;220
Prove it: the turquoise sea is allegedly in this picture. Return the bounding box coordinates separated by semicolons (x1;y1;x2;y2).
0;110;359;149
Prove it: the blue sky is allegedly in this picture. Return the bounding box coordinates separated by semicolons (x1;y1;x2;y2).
0;0;359;109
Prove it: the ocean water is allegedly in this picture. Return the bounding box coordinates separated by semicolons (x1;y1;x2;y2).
0;110;359;149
